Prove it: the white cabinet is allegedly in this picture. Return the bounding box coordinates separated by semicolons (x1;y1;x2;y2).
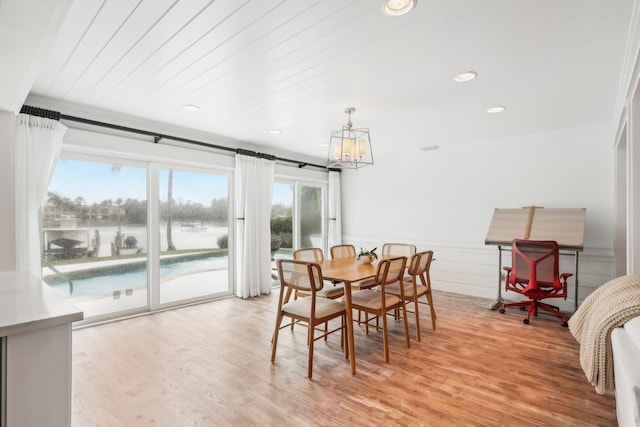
0;271;83;427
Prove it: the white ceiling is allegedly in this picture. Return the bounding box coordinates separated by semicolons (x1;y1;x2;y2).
10;0;638;160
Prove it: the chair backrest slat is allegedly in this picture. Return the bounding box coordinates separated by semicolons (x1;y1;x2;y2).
277;259;323;293
293;247;324;263
330;244;356;259
382;243;416;258
408;250;433;276
376;256;407;288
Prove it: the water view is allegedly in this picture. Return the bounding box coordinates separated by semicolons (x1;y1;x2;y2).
48;253;229;299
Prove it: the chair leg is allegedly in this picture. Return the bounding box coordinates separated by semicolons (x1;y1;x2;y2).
426;289;436;330
500;300;535;323
537;301;569;323
401;302;410;349
413;297;421;342
286;288;296;331
364;311;369;335
426;271;436;319
343;315;349;359
271;313;283;363
381;311;389;362
307;322;314;379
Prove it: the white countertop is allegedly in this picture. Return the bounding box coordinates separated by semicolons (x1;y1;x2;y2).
0;271;83;337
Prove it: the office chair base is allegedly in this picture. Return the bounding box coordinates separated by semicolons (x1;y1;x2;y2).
500;300;569;326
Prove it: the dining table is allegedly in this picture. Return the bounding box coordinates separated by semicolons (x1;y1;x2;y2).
320;257;378;375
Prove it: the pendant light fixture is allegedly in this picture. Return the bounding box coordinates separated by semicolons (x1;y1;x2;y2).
327;107;374;170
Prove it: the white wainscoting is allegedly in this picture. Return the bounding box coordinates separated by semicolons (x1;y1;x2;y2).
344;236;613;313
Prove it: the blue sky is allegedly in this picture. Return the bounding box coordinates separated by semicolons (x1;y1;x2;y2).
49;158;293;206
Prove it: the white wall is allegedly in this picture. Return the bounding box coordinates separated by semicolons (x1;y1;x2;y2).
341;125;615;310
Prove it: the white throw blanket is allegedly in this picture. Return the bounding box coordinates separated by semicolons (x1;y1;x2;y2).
568;274;640;394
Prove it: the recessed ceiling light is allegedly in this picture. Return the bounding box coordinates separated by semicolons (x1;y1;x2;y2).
487;106;506;113
182;104;200;112
267;129;282;134
420;145;440;152
320;143;330;147
454;71;477;82
382;0;417;16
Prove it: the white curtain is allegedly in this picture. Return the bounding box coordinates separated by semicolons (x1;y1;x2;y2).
235;154;275;298
14;114;67;277
328;170;342;249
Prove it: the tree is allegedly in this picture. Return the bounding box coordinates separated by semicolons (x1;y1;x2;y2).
166;169;176;251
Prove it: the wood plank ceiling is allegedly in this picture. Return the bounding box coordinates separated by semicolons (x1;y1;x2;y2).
28;0;634;160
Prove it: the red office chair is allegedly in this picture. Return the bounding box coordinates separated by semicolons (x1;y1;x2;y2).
499;239;572;326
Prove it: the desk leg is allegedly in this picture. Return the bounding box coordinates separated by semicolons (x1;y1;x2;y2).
343;280;356;375
489;245;505;310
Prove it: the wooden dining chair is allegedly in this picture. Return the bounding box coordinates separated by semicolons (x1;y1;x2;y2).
271;259;346;378
293;248;345;299
330;244;356;259
382;243;416;261
348;256;410;362
330;244;377;290
384;250;436;341
291;248;344;338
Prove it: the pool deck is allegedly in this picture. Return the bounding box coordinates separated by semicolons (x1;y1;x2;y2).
42;251;218;278
45;255;233;320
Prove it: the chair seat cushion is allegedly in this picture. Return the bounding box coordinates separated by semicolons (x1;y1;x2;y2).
346;289;401;311
385;280;427;298
282;297;345;319
297;283;345;299
351;278;377;290
317;283;345;298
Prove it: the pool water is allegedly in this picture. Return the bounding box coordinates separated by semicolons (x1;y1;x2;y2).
49;256;229;299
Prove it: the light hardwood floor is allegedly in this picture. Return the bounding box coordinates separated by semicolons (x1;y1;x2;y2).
71;290;617;426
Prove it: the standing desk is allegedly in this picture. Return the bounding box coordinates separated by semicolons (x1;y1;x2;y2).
485;207;586;312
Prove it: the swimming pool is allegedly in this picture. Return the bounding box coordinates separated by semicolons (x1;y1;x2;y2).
48;255;229;299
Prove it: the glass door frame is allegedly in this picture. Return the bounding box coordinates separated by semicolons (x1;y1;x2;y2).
149;162;234;311
48;151;152;324
51;150;235;324
295;181;327;253
273;176;328;254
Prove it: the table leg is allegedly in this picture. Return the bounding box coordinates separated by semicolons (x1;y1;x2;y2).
343;280;356;375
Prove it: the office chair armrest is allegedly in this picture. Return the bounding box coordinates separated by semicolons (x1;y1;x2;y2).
503;267;512;290
560;272;573;282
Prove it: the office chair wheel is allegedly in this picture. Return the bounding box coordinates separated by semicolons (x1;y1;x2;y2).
499;308;505;314
523;318;530;325
561;321;568;327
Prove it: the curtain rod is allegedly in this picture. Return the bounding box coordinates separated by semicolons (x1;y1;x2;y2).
20;105;60;121
20;104;336;172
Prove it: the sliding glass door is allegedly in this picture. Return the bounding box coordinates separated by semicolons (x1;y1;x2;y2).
43;154;233;322
299;183;324;250
157;167;231;305
271;181;293;262
43;157;148;319
271;179;326;257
